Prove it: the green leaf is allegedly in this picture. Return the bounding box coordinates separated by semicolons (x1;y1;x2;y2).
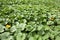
1;32;10;40
38;36;42;40
37;25;43;31
29;36;36;40
16;33;26;40
0;24;4;33
44;25;50;30
55;36;60;40
10;25;17;33
42;33;49;40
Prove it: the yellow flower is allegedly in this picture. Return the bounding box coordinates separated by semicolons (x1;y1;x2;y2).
50;17;55;21
6;24;11;29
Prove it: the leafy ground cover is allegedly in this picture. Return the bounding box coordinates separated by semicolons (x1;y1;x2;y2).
0;0;60;40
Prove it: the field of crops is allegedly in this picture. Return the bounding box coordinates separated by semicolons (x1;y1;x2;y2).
0;0;60;40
